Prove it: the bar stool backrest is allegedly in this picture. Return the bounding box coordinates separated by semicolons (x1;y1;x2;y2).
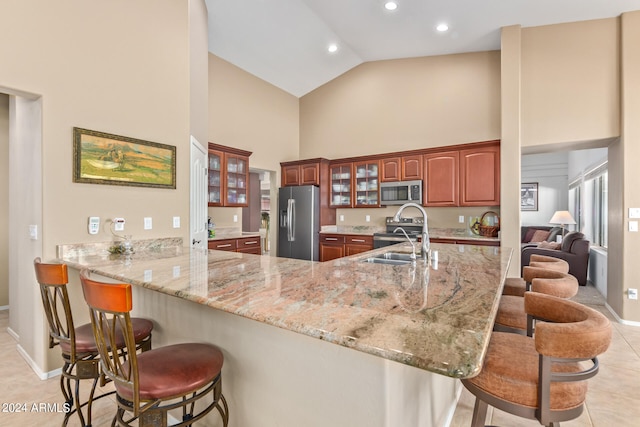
79;271;142;415
33;258;78;361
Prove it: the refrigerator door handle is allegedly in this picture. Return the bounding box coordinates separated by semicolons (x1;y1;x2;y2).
288;198;296;241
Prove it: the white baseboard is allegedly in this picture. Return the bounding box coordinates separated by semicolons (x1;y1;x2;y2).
7;326;19;341
15;343;62;380
607;303;640;327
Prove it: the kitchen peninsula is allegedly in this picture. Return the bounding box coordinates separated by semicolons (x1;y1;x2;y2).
58;238;511;427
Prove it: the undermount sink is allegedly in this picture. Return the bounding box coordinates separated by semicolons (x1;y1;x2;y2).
361;252;415;265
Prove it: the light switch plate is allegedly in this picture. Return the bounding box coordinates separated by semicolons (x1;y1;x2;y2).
630;208;640;219
29;224;38;240
88;217;100;235
629;221;638;232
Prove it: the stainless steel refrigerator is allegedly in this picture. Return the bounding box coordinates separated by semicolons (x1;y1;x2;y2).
277;185;320;261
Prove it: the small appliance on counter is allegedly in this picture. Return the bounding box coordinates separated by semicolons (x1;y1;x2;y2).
373;216;424;248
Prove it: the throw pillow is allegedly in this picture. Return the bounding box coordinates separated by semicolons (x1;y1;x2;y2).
530;229;550;243
538;241;561;250
523;228;538;243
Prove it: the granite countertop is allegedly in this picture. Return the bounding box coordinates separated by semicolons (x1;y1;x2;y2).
321;226;500;243
58;238;511;379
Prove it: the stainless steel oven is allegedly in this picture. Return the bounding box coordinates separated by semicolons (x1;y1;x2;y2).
373;216;424;248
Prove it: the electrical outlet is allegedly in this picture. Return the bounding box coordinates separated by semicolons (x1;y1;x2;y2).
144;270;152;282
629;288;638;300
629;221;638;232
233;215;238;223
172;216;180;228
365;215;370;222
458;215;465;223
144;217;153;230
339;215;344;222
29;225;38;240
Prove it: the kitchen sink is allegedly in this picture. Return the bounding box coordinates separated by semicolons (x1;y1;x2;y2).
361;252;415;265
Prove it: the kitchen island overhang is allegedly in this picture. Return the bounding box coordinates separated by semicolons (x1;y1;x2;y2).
58;239;512;427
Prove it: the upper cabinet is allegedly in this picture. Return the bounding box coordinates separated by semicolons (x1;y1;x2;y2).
459;143;500;206
423;151;459;207
208;143;252;207
353;161;380;207
281;158;328;187
281;158;335;226
329;162;353;207
381;155;423;182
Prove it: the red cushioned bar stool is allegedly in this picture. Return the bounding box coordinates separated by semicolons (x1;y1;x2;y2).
34;258;153;427
79;270;229;427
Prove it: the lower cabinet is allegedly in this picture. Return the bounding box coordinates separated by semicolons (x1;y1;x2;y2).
320;234;373;261
208;236;262;254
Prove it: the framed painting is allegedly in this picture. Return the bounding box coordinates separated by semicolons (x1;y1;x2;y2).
521;182;538;211
73;127;176;189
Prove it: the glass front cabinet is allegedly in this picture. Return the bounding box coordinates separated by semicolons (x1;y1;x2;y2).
354;161;379;207
329;163;352;207
208;143;252;207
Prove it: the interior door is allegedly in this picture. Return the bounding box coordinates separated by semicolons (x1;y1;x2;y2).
190;135;208;250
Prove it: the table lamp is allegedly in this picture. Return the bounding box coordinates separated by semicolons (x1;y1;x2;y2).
549;210;576;238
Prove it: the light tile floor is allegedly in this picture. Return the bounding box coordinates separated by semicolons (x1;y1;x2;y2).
0;283;638;426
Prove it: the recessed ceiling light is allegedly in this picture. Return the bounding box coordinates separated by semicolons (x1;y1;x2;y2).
384;2;398;11
328;44;338;53
436;23;449;32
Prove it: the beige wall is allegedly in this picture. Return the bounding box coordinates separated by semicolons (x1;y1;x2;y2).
300;51;501;159
0;94;8;307
0;0;200;372
619;11;640;321
208;54;299;233
298;51;502;229
521;18;620;147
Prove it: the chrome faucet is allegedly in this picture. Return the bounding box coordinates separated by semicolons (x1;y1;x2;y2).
393;227;417;260
393;202;430;260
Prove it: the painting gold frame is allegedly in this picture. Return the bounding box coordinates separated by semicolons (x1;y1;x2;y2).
73;127;176;189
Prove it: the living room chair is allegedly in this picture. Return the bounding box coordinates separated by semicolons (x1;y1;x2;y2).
79;270;229;427
463;292;611;427
522;231;590;286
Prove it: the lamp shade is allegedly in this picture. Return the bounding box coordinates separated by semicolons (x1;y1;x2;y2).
549;210;576;225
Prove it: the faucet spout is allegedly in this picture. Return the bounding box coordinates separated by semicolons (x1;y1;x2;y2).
393;202;430;260
393;227;417;260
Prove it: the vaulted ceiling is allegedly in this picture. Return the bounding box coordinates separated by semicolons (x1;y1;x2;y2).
206;0;640;97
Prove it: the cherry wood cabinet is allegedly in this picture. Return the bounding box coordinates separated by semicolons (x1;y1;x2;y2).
329;163;353;207
319;234;346;262
344;235;374;256
459;144;500;206
208;143;252;207
353;161;380;207
380;158;401;182
320;234;373;261
208;236;262;254
280;158;335;226
423;151;459;207
381;155;423;182
281;158;328;187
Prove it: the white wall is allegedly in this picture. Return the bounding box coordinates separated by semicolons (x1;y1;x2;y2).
0;94;8;308
521;152;569;226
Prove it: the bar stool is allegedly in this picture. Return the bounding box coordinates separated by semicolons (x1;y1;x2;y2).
463;292;611;427
34;258;153;427
495;266;578;334
79;270;229;427
502;255;569;297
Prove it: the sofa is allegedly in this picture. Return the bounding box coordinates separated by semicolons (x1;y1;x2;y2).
520;225;564;246
521;231;590;286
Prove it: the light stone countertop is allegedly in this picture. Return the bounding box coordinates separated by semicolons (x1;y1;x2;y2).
58;238;512;379
321;226;500;243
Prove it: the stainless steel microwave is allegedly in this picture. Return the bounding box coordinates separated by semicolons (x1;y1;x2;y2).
379;180;423;205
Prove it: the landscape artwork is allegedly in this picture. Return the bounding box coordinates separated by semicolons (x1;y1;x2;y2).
73;127;176;189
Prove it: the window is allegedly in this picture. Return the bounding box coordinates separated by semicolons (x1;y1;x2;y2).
569;162;607;248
